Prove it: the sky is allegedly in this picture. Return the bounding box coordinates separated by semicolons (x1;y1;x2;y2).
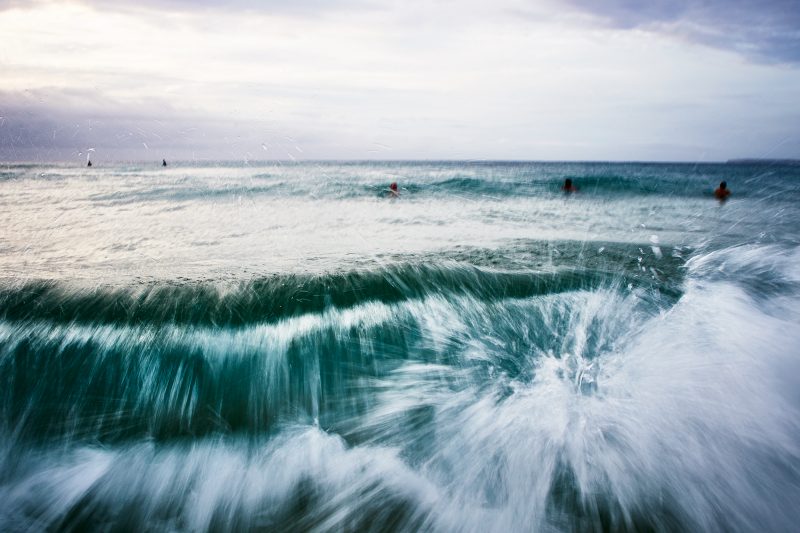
0;0;799;162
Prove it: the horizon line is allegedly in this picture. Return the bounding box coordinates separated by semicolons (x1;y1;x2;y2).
4;157;800;165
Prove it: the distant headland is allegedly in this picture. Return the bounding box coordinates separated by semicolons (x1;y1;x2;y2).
727;159;800;165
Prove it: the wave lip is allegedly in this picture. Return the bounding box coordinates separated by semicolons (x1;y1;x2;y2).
0;241;685;327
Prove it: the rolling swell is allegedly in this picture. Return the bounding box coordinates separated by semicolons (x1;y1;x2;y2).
0;243;683;328
0;268;594;328
0;248;682;446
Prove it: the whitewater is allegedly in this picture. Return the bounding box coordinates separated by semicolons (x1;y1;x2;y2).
0;160;799;532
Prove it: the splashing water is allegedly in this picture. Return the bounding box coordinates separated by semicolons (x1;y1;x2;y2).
1;161;799;531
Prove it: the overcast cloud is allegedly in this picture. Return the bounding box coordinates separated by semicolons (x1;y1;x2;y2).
566;0;800;64
0;0;798;161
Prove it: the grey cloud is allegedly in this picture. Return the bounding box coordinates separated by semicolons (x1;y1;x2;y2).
0;89;292;161
565;0;800;63
0;88;372;161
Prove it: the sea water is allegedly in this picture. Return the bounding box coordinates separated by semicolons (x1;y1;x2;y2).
0;161;799;531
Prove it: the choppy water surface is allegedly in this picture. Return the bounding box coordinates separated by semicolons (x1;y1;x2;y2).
1;161;799;531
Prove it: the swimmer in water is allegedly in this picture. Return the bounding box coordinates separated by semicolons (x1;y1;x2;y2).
562;178;577;193
389;182;400;197
714;181;731;201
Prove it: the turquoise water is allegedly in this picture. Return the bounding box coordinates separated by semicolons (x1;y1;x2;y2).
1;161;799;531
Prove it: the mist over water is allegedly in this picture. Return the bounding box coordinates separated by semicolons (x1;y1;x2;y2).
1;161;799;531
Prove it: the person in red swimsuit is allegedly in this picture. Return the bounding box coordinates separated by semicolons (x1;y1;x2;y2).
562;178;578;193
714;181;731;201
389;182;400;197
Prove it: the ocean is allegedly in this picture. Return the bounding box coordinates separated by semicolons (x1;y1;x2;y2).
1;160;799;531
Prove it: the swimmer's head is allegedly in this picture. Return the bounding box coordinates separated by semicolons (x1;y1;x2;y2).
390;182;398;191
720;181;727;189
564;178;572;188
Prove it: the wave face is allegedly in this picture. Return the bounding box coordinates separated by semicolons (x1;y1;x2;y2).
2;162;800;531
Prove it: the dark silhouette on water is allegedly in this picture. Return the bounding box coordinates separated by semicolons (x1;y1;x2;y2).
714;181;731;201
87;160;92;167
562;178;577;193
162;159;167;167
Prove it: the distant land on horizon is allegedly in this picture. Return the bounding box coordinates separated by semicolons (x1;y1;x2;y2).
726;159;800;165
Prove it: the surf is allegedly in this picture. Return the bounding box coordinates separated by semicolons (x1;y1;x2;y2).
2;161;800;531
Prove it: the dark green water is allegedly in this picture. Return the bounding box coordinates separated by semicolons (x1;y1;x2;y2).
1;161;799;531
